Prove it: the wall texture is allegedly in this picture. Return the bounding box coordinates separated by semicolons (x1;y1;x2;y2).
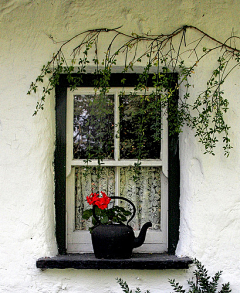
0;0;240;292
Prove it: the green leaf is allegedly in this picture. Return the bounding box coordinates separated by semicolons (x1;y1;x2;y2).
82;209;93;220
101;215;109;224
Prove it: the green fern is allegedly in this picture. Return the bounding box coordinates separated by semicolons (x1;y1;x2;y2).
117;278;150;293
117;260;231;293
169;259;231;293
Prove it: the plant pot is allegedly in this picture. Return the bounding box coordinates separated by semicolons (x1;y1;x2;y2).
91;224;135;259
91;196;152;259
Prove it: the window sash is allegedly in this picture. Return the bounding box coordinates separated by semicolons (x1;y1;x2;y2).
66;88;168;178
66;166;168;253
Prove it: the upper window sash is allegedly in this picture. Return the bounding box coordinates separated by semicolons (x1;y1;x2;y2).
66;88;168;177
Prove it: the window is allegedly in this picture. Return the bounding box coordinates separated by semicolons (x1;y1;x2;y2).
66;87;168;253
55;73;180;256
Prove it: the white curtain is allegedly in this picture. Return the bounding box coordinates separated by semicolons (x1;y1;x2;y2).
75;166;161;231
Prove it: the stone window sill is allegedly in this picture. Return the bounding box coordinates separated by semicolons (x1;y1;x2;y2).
36;253;192;270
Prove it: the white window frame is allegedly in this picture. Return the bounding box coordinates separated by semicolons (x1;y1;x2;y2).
66;87;169;253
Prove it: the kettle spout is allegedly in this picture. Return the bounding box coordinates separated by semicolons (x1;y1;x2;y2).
133;222;152;248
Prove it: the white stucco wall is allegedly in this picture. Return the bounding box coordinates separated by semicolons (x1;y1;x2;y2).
0;0;240;292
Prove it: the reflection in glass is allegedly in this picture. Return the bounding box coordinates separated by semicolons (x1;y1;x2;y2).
73;94;114;159
119;94;161;159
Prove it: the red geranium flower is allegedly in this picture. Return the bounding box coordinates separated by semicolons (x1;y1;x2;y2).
95;191;111;210
86;193;99;205
86;191;111;210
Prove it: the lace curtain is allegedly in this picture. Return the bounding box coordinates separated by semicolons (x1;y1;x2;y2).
75;166;161;231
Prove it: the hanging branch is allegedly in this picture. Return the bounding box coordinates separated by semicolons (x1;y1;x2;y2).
28;25;240;157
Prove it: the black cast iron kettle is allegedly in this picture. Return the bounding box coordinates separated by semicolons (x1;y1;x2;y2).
91;196;152;259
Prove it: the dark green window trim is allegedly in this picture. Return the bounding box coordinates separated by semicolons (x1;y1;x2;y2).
54;73;180;256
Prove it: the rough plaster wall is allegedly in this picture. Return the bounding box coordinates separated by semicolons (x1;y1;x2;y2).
0;0;240;292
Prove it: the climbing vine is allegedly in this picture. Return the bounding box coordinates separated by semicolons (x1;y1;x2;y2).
28;25;240;158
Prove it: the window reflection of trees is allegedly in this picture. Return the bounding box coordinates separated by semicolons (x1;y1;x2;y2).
120;94;161;159
73;93;161;160
73;94;114;159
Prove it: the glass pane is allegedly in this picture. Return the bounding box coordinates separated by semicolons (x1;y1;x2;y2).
73;94;114;159
120;94;161;159
75;167;115;230
120;167;161;231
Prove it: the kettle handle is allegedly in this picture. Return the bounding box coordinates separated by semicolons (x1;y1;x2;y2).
92;196;136;225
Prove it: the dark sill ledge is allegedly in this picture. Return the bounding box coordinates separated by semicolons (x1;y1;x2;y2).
36;253;193;270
